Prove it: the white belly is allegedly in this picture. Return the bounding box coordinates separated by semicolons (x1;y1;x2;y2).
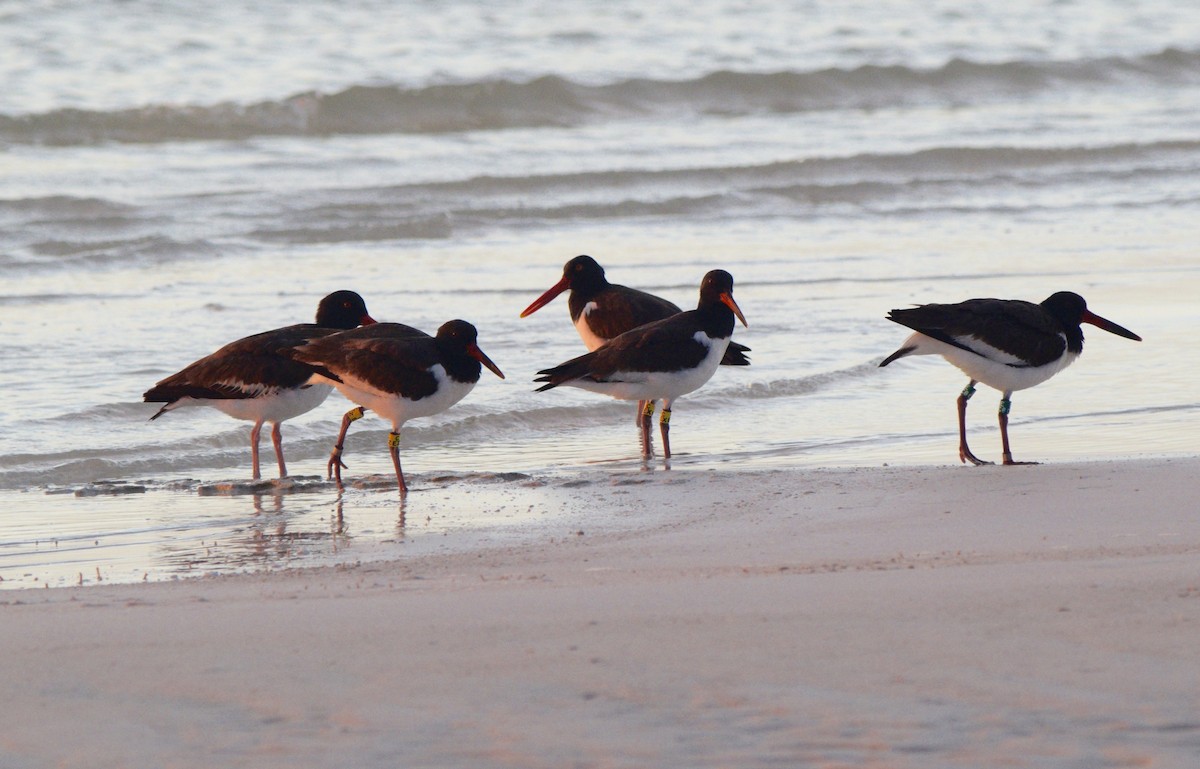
192;383;332;423
327;366;477;430
902;332;1078;393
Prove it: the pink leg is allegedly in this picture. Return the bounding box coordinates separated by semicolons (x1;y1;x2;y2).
999;396;1038;466
957;382;992;466
328;406;366;485
389;431;408;495
639;401;654;458
271;422;287;478
249;419;264;480
659;401;673;459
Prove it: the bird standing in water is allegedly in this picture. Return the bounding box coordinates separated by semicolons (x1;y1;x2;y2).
521;254;749;452
291;320;504;495
535;269;747;461
143;290;376;480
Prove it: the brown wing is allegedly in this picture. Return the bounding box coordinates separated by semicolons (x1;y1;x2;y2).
144;324;337;402
295;329;443;400
570;286;681;339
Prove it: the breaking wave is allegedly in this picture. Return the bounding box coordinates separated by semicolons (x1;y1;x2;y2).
4;48;1197;146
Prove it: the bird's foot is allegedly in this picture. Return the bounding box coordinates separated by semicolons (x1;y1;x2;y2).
1002;454;1040;466
327;445;348;484
959;447;993;466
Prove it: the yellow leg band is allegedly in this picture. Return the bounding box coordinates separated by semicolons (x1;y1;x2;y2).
641;401;656;417
660;409;671;425
348;406;366;421
388;431;401;448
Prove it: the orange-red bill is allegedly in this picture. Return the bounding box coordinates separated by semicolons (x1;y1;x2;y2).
469;344;505;378
720;292;748;327
519;276;570;318
1082;309;1140;341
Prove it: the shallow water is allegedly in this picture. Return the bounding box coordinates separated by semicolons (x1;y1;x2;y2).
2;0;1198;589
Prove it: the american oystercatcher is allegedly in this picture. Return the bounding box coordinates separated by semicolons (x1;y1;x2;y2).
143;290;376;480
311;321;431;481
520;254;750;449
290;320;504;494
534;269;747;460
879;291;1141;465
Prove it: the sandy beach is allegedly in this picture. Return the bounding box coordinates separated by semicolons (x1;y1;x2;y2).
2;457;1198;768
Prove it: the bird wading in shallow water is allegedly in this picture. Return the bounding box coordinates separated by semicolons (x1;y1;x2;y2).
879;291;1141;465
312;321;431;481
521;254;749;453
534;269;747;461
143;290;376;480
290;320;504;495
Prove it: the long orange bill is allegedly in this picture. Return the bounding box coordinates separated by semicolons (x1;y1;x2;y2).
469;344;505;379
720;292;748;327
1082;309;1140;341
519;276;570;318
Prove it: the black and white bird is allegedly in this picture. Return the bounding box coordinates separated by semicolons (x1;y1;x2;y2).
879;291;1141;465
143;290;376;480
290;320;504;494
520;254;749;449
309;321;431;481
534;269;747;460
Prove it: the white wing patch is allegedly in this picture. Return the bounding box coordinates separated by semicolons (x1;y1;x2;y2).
213;378;276;398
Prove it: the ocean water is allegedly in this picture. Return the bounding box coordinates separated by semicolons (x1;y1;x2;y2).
1;0;1198;589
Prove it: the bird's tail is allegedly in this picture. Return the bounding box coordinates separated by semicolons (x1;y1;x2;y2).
878;345;917;367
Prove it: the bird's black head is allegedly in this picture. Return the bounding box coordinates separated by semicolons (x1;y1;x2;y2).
697;270;748;327
436;320;505;380
1040;292;1089;326
436;319;479;347
315;290;376;330
519;255;608;318
562;254;607;291
1041;291;1141;342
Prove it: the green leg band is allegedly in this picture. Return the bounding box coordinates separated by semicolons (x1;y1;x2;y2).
999;398;1012;416
961;384;977;400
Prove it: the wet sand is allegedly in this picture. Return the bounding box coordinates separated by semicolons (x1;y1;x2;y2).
2;457;1198;768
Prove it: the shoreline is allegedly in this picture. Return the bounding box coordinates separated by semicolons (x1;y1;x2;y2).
3;456;1199;767
5;449;1195;591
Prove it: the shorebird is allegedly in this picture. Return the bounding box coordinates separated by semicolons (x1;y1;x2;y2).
312;321;431;481
291;320;504;494
879;291;1141;465
143;290;376;480
534;269;747;460
520;254;750;449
